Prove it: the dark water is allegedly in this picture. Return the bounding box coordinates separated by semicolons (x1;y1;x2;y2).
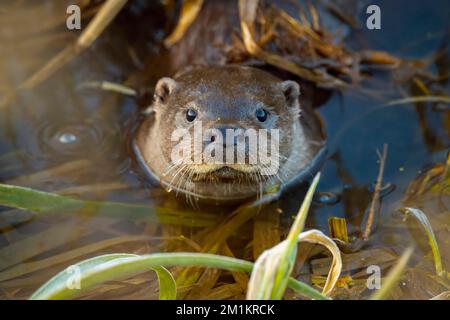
315;0;450;228
0;0;448;299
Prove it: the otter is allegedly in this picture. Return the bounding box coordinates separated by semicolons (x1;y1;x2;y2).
134;65;327;204
133;0;327;204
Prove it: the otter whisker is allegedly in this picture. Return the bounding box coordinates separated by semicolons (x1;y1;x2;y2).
162;157;186;177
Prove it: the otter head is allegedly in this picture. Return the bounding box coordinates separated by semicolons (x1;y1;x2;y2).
136;66;322;204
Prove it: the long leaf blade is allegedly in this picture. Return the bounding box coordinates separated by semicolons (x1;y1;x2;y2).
151;266;177;300
30;252;327;300
0;183;217;227
247;173;321;300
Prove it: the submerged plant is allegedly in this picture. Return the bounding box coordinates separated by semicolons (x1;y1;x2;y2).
0;183;217;227
29;173;340;300
247;173;342;299
400;207;448;279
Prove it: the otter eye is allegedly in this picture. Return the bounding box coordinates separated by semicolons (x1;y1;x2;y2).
255;108;268;122
186;108;197;122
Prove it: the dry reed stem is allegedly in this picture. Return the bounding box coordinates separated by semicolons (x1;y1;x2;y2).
362;144;388;240
0;0;128;109
163;0;204;48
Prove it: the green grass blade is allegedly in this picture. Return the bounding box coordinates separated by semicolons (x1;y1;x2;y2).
402;207;445;278
30;253;138;299
287;278;331;300
151;266;177;300
371;247;414;300
272;173;321;299
286;173;321;248
247;173;321;300
0;183;217;227
29;252;327;300
32;254;176;300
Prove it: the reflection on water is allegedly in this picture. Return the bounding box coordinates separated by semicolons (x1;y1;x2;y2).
0;0;449;299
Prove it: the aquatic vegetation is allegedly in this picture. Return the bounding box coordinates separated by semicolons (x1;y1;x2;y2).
28;174;331;300
0;0;448;301
247;174;342;299
401;208;447;279
370;247;414;300
0;183;218;227
29;252;326;300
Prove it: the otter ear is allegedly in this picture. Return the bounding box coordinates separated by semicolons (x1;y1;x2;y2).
154;77;178;104
280;80;300;108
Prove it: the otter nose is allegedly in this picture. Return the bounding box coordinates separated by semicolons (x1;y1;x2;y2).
203;125;253;164
204;125;243;147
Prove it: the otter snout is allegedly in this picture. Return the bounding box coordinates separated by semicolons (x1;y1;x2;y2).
204;124;243;146
135;65;327;203
203;124;252;163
